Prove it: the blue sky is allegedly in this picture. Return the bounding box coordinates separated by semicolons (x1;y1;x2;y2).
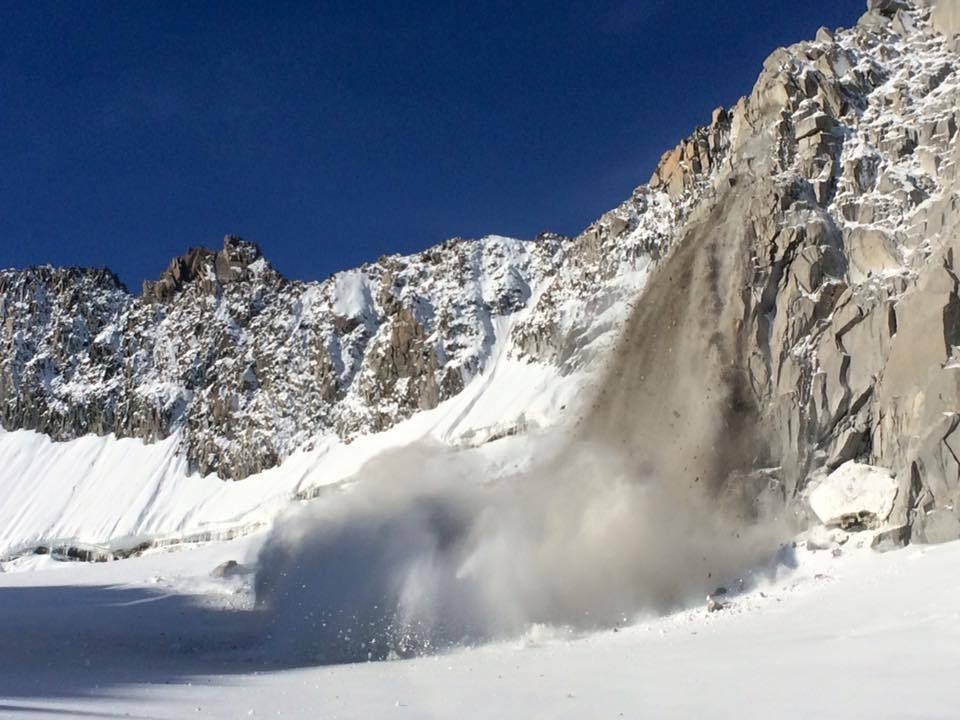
1;0;864;289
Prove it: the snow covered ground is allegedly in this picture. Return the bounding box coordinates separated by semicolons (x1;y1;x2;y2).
1;529;958;719
0;346;591;562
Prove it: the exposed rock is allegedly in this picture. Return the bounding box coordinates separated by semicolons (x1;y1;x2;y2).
912;508;960;543
826;424;869;469
648;110;731;201
1;234;569;478
826;510;881;532
845;227;902;281
931;0;960;37
869;0;912;18
795;112;835;140
871;523;912;551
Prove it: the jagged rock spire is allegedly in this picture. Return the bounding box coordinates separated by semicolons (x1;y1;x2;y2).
142;235;273;302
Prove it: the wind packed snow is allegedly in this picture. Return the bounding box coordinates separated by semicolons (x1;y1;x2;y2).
0;333;587;560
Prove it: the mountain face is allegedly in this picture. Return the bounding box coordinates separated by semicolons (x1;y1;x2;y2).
2;1;960;540
0;235;570;479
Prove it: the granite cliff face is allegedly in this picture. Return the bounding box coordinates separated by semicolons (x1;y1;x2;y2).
3;0;960;544
573;0;960;543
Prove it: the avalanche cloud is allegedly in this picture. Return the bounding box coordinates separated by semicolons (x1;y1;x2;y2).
255;434;789;662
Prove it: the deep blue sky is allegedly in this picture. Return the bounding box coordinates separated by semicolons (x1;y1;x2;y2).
1;0;864;290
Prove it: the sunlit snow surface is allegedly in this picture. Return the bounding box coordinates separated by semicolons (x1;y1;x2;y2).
1;531;959;719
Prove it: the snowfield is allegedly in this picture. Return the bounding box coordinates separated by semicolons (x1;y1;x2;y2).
1;530;958;719
0;349;590;562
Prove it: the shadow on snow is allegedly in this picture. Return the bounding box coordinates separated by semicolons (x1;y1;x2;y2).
0;583;278;704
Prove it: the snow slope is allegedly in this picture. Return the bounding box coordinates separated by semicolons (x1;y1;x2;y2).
1;529;958;719
0;323;594;559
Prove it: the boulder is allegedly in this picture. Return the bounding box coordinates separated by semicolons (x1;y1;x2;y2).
795;112;835;140
871;524;912;552
210;559;249;579
706;597;728;612
809;462;899;527
912;508;960;544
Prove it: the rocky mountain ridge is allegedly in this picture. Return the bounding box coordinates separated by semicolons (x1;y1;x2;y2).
0;233;572;479
0;87;728;480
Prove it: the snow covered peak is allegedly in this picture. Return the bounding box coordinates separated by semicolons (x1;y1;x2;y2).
141;234;277;303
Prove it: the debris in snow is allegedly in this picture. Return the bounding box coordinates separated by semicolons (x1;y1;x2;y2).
706;596;728;613
827;511;880;533
806;525;850;551
210;560;249;578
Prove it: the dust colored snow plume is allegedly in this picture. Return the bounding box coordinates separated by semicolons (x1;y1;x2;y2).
255;438;789;662
256;106;796;660
255;190;794;661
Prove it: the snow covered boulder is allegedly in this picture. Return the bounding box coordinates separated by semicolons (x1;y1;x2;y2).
808;462;898;529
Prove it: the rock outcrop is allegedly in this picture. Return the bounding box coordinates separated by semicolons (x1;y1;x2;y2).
576;0;960;542
0;235;569;478
509;0;960;545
